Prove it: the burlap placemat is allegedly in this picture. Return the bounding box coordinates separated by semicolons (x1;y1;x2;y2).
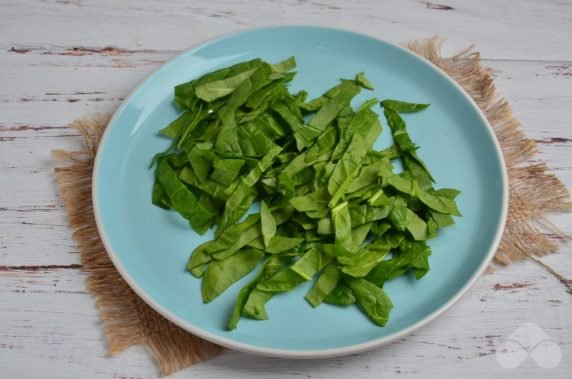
52;38;571;376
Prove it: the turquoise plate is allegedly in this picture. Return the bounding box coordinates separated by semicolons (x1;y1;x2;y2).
93;26;508;358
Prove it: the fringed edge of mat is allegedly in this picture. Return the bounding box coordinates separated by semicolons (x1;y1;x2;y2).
52;115;224;376
406;38;572;267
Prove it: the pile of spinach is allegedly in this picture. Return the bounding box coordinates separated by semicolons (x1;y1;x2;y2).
151;57;461;329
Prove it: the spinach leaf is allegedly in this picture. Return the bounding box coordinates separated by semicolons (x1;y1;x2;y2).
305;263;341;307
242;288;275;320
195;67;260;102
260;201;276;247
290;187;330;212
366;240;431;285
289;245;335;281
346;277;393;326
156;160;216;234
388;197;428;241
227;253;294;328
159;112;193;139
381;99;430;113
265;235;304;254
328;134;369;207
355;72;374;90
270;56;297;73
202;248;264;303
332;202;353;252
294;80;360;150
339;239;391;277
324;282;356;305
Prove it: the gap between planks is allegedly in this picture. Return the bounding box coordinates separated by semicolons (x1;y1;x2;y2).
0;264;82;272
3;45;572;65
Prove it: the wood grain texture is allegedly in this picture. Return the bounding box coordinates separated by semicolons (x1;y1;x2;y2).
2;0;572;60
0;0;571;378
0;261;570;378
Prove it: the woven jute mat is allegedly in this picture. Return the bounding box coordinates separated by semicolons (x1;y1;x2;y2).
52;38;571;376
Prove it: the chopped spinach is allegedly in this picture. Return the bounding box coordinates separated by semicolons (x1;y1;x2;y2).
151;57;461;329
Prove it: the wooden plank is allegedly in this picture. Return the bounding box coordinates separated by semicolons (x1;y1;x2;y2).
0;259;570;378
0;52;570;133
1;0;572;61
0;54;570;140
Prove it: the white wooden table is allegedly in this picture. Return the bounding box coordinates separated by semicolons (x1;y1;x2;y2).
1;1;571;378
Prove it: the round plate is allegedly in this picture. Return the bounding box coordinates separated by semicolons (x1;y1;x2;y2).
93;26;508;358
